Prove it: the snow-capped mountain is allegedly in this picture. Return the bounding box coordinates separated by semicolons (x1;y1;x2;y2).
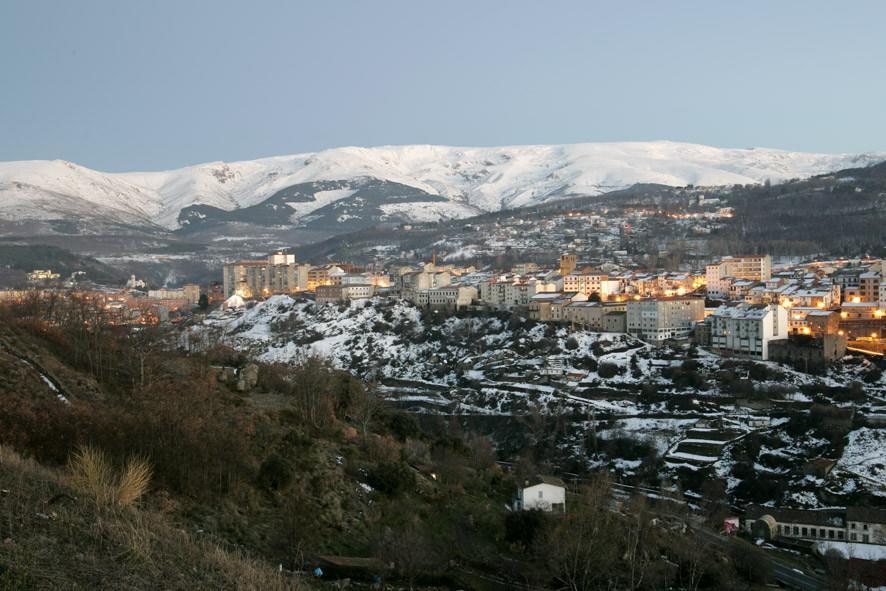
1;141;883;233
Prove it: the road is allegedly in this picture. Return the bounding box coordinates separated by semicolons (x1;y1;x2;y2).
695;529;827;591
771;561;827;591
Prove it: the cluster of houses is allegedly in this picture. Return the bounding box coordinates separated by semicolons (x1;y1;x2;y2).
220;251;886;362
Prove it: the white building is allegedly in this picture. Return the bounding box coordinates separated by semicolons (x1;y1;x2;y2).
562;273;622;299
706;255;772;300
401;270;450;293
315;284;374;304
709;303;788;360
515;475;566;513
626;297;705;344
478;276;558;310
847;507;886;544
427;285;477;310
147;284;201;305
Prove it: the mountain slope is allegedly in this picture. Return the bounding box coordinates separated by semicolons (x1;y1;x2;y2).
1;141;883;234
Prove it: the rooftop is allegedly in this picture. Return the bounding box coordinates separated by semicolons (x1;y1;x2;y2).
712;303;771;320
745;505;846;528
524;475;566;488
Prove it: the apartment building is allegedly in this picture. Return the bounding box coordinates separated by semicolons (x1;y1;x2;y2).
401;270;451;292
562;273;622;299
839;302;885;339
147;284;201;305
786;308;841;336
27;269;60;282
708;303;788;360
427;285;478;311
479;276;557;311
705;255;772;300
308;265;345;291
563;301;627;331
528;292;587;322
339;272;391;288
223;254;312;298
626;297;705;344
858;271;882;303
511;262;540;275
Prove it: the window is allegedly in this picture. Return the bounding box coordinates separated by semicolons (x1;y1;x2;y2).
829;530;835;539
838;531;844;540
851;533;857;541
863;524;868;531
863;534;869;543
793;526;799;535
819;528;825;538
802;527;808;536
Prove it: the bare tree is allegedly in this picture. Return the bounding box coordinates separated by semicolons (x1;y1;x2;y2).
351;382;386;443
374;520;440;590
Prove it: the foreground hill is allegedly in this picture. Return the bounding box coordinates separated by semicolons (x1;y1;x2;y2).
1;141;882;237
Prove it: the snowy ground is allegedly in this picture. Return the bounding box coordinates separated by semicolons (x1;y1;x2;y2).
191;296;886;506
834;428;886;497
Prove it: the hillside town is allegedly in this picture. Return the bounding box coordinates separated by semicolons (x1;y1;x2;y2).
5;247;884;364
211;250;886;362
182;248;886;585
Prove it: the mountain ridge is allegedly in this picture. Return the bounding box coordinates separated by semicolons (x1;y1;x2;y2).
1;141;884;233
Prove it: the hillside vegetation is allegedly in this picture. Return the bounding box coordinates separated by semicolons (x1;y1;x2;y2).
0;299;779;589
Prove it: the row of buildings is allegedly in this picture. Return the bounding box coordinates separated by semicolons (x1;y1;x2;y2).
220;251;885;361
746;505;886;545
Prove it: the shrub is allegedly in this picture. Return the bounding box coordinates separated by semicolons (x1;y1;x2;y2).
505;510;548;550
863;368;883;384
69;445;152;508
367;461;416;496
257;453;294;491
597;363;622;379
389;413;421;442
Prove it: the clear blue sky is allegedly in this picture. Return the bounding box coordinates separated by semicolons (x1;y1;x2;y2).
2;0;885;171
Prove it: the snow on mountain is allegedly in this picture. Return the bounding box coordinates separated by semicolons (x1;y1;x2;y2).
0;159;163;226
2;141;884;230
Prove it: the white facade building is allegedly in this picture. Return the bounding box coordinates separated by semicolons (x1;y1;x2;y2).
709;303;788;360
626;297;705;343
515;475;566;513
427;285;477;310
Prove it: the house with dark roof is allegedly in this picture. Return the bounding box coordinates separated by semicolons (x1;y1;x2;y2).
847;507;886;544
745;505;886;546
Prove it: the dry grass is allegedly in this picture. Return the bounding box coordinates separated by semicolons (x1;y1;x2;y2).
117;456;152;507
68;445;115;507
68;445;151;508
1;445;308;590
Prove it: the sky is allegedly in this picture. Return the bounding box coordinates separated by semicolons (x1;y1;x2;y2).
2;0;886;171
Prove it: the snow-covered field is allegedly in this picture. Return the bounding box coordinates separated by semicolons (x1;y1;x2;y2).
197;295;638;388
835;428;886;497
192;296;886;505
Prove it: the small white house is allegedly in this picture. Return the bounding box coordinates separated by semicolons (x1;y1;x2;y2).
515;475;566;513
